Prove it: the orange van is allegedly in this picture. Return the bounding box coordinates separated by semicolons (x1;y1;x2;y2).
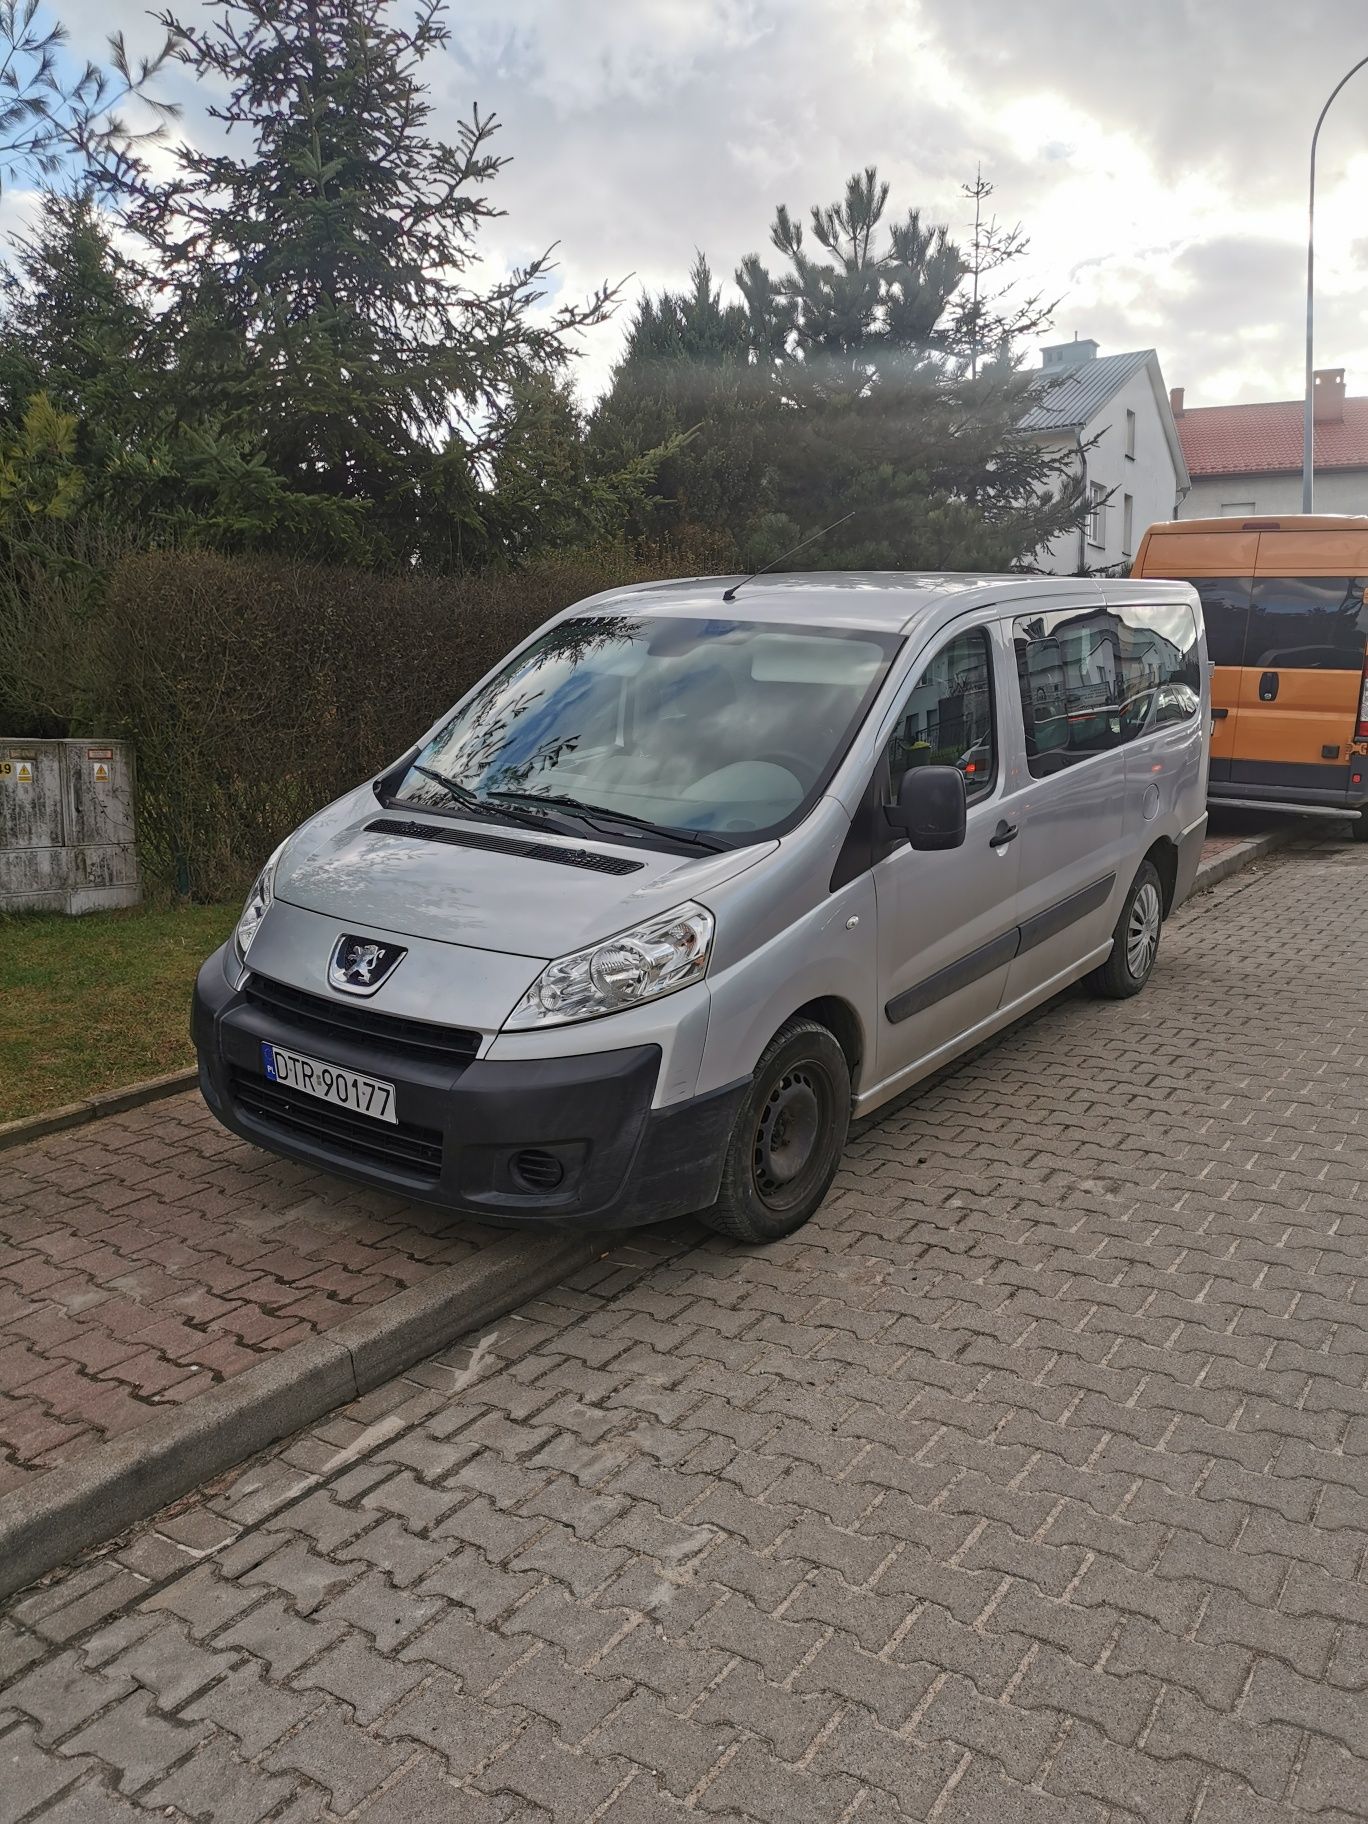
1132;515;1368;838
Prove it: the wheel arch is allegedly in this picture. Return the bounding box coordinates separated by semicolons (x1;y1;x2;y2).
786;995;865;1095
1143;834;1179;914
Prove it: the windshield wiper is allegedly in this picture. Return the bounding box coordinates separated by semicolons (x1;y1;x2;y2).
407;766;562;833
487;789;729;852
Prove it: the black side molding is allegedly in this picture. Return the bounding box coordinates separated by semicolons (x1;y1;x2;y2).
885;929;1021;1025
884;873;1116;1025
1017;873;1115;957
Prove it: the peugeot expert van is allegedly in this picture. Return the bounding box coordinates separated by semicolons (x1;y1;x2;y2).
193;574;1209;1243
1133;514;1368;835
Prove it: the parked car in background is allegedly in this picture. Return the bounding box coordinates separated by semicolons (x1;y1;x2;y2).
1132;514;1368;836
194;573;1209;1242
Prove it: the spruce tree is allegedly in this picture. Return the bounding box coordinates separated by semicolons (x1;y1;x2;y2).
588;253;769;551
137;0;620;567
0;192;151;449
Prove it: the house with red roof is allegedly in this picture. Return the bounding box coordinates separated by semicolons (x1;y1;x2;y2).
1173;368;1368;518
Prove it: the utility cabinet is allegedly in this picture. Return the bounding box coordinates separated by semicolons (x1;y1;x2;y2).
0;738;142;914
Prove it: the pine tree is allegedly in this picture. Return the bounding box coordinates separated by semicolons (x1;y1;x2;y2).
729;167;1082;570
136;0;621;567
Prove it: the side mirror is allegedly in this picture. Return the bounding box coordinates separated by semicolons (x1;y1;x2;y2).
886;764;967;850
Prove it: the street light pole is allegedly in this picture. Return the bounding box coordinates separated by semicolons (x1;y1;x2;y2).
1303;54;1368;513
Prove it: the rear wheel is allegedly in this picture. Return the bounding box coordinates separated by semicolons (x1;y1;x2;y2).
1086;860;1164;1000
699;1018;850;1243
1349;812;1368;842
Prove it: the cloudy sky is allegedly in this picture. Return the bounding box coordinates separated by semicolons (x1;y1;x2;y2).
44;0;1368;408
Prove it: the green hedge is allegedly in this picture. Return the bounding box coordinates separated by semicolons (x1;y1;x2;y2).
102;541;732;900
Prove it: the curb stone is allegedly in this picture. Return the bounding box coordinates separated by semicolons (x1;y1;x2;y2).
0;1067;198;1152
1190;822;1303;894
0;1229;602;1602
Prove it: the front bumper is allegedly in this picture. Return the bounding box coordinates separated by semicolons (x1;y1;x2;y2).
193;946;744;1229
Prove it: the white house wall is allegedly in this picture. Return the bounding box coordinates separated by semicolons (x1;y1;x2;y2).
1033;365;1182;576
1180;470;1368;518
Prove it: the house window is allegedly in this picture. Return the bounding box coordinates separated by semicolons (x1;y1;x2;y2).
1087;482;1107;547
1122;493;1134;560
1125;409;1136;459
1220;502;1256;516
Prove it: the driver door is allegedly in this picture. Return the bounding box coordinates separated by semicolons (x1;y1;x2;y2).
873;622;1022;1089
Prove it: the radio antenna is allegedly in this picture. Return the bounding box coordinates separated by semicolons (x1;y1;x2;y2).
721;509;860;603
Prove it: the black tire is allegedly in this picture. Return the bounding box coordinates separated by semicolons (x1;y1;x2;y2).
1085;859;1164;1000
1349;812;1368;842
699;1017;850;1243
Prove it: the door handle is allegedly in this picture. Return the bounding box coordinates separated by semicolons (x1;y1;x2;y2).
989;819;1019;847
1259;670;1279;702
1211;707;1229;720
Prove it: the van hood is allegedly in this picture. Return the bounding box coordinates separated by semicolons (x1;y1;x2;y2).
274;784;774;958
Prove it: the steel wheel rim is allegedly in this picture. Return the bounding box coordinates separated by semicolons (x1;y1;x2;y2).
1126;881;1161;978
752;1061;832;1212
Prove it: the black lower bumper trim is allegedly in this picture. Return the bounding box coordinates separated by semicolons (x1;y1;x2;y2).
193;947;745;1230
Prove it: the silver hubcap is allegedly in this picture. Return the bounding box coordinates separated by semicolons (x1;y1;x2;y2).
1126;881;1161;978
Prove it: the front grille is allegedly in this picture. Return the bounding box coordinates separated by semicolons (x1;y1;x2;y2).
365;817;644;876
244;974;480;1067
229;1067;443;1180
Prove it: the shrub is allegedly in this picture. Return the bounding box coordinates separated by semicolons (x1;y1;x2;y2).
100;537;733;900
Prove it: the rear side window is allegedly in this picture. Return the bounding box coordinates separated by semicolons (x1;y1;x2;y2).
885;627;996;804
1182;577;1251;668
1013;601;1201;777
1246;576;1368;670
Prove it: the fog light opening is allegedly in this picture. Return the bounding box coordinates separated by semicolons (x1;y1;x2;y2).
510;1148;566;1193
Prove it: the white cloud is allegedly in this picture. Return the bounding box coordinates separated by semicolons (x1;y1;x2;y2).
32;0;1368;407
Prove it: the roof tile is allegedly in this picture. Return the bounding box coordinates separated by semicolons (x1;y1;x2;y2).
1176;397;1368;475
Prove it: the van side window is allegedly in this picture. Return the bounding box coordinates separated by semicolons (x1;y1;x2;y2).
1181;578;1250;669
1246;576;1368;670
1014;602;1201;776
886;628;996;804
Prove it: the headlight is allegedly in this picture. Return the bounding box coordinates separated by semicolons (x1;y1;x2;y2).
234;842;286;962
505;902;714;1030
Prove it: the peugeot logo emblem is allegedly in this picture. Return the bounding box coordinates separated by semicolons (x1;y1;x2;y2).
328;934;406;997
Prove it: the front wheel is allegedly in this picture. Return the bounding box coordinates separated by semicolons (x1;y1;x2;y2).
699;1017;850;1243
1086;860;1164;1000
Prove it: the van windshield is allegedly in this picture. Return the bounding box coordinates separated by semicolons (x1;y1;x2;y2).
388;614;901;847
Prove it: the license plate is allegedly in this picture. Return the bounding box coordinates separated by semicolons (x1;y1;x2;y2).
261;1042;397;1124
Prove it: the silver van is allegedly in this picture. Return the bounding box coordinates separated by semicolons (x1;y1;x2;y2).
193;573;1208;1242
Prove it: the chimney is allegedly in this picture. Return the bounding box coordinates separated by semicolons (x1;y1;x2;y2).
1313;367;1346;423
1170;386;1185;417
1041;337;1100;372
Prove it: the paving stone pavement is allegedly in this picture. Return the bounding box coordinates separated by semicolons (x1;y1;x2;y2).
0;818;1291;1504
0;1101;506;1497
2;834;1367;1824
